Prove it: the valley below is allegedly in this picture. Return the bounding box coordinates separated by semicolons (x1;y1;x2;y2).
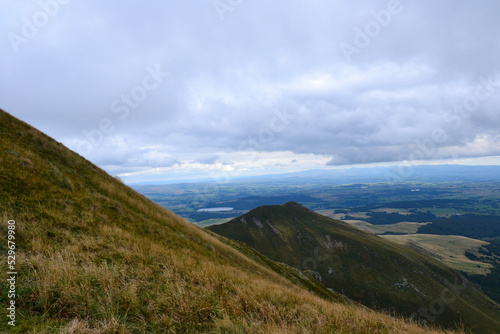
136;177;500;308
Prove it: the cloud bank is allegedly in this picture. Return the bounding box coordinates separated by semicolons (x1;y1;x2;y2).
1;0;500;181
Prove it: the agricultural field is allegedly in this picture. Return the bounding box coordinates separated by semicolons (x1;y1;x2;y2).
380;234;493;275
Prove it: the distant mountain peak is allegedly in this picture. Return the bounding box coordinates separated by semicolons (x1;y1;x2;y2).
283;201;305;208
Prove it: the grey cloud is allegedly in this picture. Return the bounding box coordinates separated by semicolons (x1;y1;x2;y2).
1;0;500;176
195;155;220;165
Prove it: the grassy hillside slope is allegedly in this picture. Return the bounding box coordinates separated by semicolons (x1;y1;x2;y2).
208;202;500;334
380;234;493;275
0;108;457;333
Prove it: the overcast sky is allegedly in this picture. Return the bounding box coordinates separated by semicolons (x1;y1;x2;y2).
2;0;500;183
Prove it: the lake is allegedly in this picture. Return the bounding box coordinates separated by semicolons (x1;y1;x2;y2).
197;207;234;212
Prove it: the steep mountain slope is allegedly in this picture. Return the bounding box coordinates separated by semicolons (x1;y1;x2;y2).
0;108;457;333
208;202;500;334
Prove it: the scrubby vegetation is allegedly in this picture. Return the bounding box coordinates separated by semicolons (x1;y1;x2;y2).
418;215;500;239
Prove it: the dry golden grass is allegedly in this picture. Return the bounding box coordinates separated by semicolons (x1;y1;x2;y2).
4;209;460;333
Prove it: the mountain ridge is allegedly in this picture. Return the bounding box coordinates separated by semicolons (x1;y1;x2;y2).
208;201;500;333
